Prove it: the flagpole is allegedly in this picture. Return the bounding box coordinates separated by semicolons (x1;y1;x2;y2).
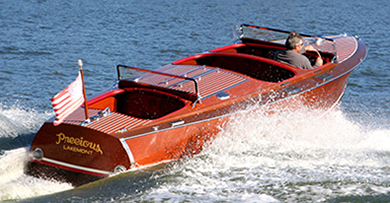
78;59;89;120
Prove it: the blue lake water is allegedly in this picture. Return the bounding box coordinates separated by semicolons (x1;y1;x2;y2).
0;0;389;202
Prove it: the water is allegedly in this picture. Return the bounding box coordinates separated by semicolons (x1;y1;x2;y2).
0;0;389;202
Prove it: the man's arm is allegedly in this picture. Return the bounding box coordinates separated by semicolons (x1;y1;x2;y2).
301;45;323;69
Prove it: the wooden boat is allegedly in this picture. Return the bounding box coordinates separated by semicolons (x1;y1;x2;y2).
26;24;367;186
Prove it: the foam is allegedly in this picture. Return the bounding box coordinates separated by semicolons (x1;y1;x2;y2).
0;148;73;201
136;108;390;202
0;105;52;138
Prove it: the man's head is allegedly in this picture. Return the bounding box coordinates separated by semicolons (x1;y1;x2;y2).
285;31;303;51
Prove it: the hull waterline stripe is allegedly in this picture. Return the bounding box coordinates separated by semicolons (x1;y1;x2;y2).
41;157;111;176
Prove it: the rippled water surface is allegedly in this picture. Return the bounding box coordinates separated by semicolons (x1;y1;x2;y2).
1;0;389;202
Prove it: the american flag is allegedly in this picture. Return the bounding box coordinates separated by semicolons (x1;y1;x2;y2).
51;71;84;126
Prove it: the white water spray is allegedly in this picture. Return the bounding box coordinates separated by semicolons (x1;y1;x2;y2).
0;106;73;202
0;148;73;201
0;105;51;138
139;108;390;202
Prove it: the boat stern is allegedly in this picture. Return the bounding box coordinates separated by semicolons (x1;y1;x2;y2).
26;122;131;186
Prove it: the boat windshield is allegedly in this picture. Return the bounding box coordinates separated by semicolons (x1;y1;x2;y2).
239;24;337;62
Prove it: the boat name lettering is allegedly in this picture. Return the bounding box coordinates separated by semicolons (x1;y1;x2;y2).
55;133;103;155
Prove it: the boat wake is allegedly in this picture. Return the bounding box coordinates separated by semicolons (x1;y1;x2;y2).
0;148;73;201
136;107;390;202
0;105;50;139
1;105;390;202
0;106;73;202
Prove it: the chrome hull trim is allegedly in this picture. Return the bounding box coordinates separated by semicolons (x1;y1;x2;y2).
40;157;111;176
119;138;136;169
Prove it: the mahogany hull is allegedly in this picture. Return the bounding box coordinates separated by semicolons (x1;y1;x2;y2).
26;29;366;186
26;71;352;186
